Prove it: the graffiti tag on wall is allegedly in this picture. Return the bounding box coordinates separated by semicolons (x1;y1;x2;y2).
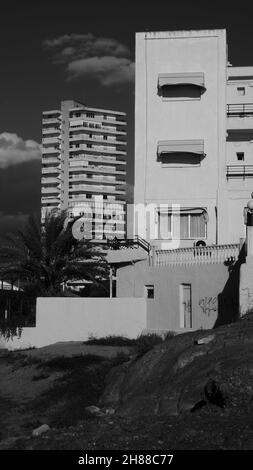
198;296;217;317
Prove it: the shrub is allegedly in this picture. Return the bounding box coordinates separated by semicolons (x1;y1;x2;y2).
85;334;136;347
135;333;164;357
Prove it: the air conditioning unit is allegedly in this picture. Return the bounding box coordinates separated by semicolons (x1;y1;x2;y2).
195;240;206;247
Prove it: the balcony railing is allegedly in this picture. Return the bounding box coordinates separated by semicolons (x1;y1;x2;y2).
226;165;253;179
227;103;253;116
153;244;240;267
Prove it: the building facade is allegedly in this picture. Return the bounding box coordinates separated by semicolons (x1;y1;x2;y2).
134;29;253;249
41;100;127;240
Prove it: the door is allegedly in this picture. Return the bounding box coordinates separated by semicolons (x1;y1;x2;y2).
180;284;192;328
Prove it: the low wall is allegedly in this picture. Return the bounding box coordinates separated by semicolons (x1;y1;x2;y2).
0;297;147;350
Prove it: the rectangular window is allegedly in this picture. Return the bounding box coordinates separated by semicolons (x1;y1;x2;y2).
237;87;245;96
237;152;244;161
145;285;154;299
180;284;192;328
158;211;206;239
86;112;95;118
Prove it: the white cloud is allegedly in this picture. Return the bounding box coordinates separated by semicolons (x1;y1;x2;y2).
44;33;134;86
0;132;41;169
67;56;135;86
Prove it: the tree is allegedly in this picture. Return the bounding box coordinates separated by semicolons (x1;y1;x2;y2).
0;211;109;296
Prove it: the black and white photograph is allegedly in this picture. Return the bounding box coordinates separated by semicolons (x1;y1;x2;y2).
1;0;253;461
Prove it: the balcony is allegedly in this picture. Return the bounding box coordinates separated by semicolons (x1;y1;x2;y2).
69;122;126;136
227;103;253;117
41;187;60;195
69;155;126;166
42;157;60;165
42;147;60;154
226;165;253;179
69;165;125;176
42;127;61;135
69;144;126;156
42;137;60;145
227;103;253;131
69;134;126;146
42;167;60;175
41;177;60;184
41;196;60;204
69;184;125;195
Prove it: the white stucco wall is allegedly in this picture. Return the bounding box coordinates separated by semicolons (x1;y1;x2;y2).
0;298;147;350
134;29;227;248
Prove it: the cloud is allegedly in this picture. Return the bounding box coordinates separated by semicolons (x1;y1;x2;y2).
67;56;135;86
0;132;41;169
43;33;134;86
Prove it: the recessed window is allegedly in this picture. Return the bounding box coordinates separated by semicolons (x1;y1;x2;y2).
86;112;95;118
157;210;207;240
103;135;108;140
145;285;154;299
237;152;244;161
86;194;92;199
237;87;245;96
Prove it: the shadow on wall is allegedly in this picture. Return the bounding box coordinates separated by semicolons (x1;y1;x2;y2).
215;246;245;328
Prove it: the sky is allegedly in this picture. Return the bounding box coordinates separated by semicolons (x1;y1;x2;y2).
1;0;253;236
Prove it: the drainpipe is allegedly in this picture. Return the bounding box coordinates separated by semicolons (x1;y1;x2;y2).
109;267;113;298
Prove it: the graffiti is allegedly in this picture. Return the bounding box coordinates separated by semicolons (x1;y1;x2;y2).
198;296;217;317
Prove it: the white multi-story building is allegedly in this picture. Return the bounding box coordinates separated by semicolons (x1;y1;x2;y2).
134;29;253;249
41;100;127;240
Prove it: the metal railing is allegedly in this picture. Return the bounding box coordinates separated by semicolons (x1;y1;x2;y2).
107;235;151;253
153;244;240;266
226;165;253;179
227;103;253;116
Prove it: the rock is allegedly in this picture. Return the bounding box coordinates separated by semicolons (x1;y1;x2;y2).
0;437;19;450
85;405;104;417
195;335;215;345
204;379;226;407
32;424;50;437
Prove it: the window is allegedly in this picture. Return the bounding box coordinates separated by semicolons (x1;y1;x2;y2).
237;87;245;96
86;194;92;199
86;112;95;118
145;285;154;299
158;73;205;100
87;144;92;148
237;152;244;161
157;210;207;240
89;134;92;138
103;135;108;140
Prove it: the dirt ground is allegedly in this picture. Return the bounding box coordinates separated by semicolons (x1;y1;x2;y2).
2;316;253;450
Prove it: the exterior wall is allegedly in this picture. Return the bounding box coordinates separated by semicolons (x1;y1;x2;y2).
135;30;227;248
116;259;239;331
225;66;253;244
0;298;147;350
240;256;253;315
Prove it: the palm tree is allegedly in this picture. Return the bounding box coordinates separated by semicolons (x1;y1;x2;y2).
0;211;109;296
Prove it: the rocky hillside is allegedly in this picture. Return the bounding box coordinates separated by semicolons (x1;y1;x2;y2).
100;313;253;420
